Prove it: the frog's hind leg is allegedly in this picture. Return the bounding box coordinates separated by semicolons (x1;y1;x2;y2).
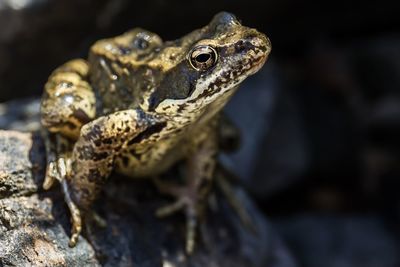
154;125;218;254
40;59;96;190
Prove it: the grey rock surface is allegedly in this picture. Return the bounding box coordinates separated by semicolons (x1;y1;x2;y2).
0;130;99;266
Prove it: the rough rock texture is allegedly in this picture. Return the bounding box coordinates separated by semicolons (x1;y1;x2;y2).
0;131;99;266
0;98;41;132
0;101;297;266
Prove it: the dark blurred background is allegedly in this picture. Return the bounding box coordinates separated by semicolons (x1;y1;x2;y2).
1;0;399;266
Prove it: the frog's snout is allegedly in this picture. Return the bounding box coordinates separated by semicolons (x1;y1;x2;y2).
245;31;271;56
240;31;271;74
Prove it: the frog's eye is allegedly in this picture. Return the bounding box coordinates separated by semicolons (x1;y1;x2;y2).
133;38;149;50
188;45;218;71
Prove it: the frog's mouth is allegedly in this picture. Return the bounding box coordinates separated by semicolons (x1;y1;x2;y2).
247;52;268;75
232;48;270;79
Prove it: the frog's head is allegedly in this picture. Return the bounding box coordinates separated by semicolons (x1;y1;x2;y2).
144;12;271;122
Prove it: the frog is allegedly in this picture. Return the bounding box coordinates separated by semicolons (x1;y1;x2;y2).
40;11;271;253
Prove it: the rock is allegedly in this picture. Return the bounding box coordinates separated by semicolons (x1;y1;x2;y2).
223;64;310;197
0;98;41;132
0;194;99;266
273;214;400;267
349;36;400;225
0;130;42;198
0;130;99;266
0;101;297;266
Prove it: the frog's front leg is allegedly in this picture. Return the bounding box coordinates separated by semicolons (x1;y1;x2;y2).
40;59;96;189
65;109;151;246
155;123;218;253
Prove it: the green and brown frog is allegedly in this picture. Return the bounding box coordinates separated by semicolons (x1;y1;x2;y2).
40;11;271;253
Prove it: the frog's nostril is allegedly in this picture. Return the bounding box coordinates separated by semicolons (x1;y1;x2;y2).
247;34;271;54
118;46;132;55
234;41;248;53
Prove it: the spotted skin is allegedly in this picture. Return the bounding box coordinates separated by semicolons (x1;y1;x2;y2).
41;59;96;190
41;59;96;139
40;12;271;252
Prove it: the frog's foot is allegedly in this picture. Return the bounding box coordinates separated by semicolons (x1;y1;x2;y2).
42;131;73;190
154;178;204;254
43;157;70;190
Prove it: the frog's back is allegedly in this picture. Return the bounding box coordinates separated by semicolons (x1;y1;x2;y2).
87;28;165;115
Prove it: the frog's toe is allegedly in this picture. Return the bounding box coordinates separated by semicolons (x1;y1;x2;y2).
43;157;70;190
67;210;82;248
60;179;83;247
184;202;198;254
43;161;58;190
67;203;82;247
69;228;81;247
155;198;186;217
90;211;107;228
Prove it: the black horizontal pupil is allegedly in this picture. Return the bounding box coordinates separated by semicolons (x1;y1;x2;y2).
134;38;148;49
196;53;211;63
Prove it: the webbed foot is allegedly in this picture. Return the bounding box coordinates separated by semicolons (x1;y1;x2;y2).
43;157;70;189
42;131;72;189
154;178;205;254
